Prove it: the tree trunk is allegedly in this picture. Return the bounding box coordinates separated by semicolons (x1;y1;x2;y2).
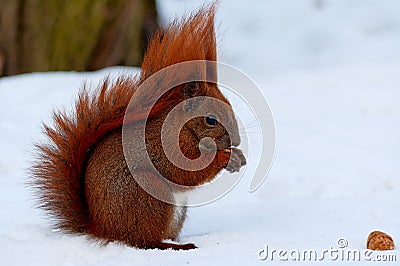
0;0;158;77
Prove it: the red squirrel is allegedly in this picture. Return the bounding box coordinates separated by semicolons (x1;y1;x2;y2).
31;5;246;250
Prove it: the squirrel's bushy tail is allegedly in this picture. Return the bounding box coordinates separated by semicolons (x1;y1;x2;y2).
30;4;217;234
31;78;137;233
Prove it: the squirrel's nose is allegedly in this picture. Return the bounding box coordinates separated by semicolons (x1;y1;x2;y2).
231;134;241;147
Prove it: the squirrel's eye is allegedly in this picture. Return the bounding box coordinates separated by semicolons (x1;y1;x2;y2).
205;115;218;126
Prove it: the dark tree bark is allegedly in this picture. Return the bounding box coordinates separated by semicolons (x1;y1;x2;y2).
0;0;158;76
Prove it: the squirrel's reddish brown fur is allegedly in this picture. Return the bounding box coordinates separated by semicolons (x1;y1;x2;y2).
31;5;246;250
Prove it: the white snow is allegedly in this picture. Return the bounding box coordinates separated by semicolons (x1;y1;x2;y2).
1;0;400;265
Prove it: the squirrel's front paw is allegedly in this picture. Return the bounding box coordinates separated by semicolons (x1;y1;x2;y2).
225;148;246;173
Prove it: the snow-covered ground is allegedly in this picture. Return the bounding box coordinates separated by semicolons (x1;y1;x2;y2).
1;0;400;265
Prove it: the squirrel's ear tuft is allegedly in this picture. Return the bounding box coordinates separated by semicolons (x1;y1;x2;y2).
140;4;218;82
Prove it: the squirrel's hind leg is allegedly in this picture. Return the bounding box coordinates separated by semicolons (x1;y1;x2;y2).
165;205;187;241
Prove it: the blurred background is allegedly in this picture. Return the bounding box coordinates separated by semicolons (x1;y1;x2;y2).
158;0;400;76
2;0;400;77
0;0;158;76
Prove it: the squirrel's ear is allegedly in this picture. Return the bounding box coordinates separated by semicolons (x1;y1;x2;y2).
182;82;201;112
182;82;200;98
